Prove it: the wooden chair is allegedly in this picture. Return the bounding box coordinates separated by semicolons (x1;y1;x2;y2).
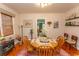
57;36;65;48
16;35;21;41
26;40;34;53
22;37;34;54
64;33;69;40
37;46;53;56
22;37;31;47
71;35;78;48
15;34;23;46
55;36;65;54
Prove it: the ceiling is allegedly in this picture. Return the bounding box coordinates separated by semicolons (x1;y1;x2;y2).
4;3;79;13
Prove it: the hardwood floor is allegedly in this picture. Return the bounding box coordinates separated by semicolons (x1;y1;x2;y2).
62;42;79;56
6;37;28;56
5;37;79;56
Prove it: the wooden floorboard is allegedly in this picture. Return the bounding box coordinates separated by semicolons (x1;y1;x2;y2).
62;42;79;56
5;37;79;56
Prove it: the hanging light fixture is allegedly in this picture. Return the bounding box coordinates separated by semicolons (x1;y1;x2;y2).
35;3;52;8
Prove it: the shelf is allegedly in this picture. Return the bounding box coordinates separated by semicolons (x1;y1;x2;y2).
66;17;79;21
65;25;79;26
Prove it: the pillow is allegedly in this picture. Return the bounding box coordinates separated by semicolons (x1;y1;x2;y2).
1;41;8;48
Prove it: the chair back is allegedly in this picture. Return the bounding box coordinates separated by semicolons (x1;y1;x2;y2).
64;33;69;40
71;35;78;43
22;37;31;48
37;46;53;56
56;36;65;49
71;35;78;47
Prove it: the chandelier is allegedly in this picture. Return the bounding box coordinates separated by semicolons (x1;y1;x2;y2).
35;3;52;8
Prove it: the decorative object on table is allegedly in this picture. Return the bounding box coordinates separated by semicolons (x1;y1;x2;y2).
40;40;49;43
47;21;52;27
39;37;49;43
39;31;47;37
53;21;59;28
23;20;33;28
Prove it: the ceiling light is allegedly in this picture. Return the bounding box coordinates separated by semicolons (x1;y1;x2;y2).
35;3;52;8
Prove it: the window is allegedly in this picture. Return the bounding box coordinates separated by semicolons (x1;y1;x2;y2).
1;13;13;36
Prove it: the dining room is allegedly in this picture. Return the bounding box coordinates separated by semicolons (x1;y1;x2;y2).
0;3;79;56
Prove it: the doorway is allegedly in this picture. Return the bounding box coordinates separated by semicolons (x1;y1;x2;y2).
37;19;45;37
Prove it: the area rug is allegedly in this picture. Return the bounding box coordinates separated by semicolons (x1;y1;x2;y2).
16;48;36;56
59;49;70;56
16;48;70;56
16;48;27;56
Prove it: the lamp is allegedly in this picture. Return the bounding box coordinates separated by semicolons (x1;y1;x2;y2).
47;21;52;26
35;3;52;8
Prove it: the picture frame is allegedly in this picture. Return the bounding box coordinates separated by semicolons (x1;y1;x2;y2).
23;20;33;28
53;21;59;28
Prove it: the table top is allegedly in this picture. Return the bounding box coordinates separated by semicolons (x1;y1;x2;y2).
31;37;58;49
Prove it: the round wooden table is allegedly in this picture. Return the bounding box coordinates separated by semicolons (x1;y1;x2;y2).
31;37;58;49
31;37;58;56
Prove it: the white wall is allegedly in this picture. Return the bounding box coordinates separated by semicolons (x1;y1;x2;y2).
19;13;65;39
0;4;65;40
2;4;79;50
64;6;79;50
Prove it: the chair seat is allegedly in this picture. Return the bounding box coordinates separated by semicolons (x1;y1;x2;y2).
66;40;76;44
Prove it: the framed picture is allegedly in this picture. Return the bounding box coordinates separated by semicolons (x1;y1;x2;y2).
53;21;59;28
23;20;33;28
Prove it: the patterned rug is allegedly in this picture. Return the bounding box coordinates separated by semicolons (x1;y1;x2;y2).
16;48;70;56
16;48;27;56
59;49;70;56
16;48;36;56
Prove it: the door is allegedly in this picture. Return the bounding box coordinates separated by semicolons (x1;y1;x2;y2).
37;19;45;37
